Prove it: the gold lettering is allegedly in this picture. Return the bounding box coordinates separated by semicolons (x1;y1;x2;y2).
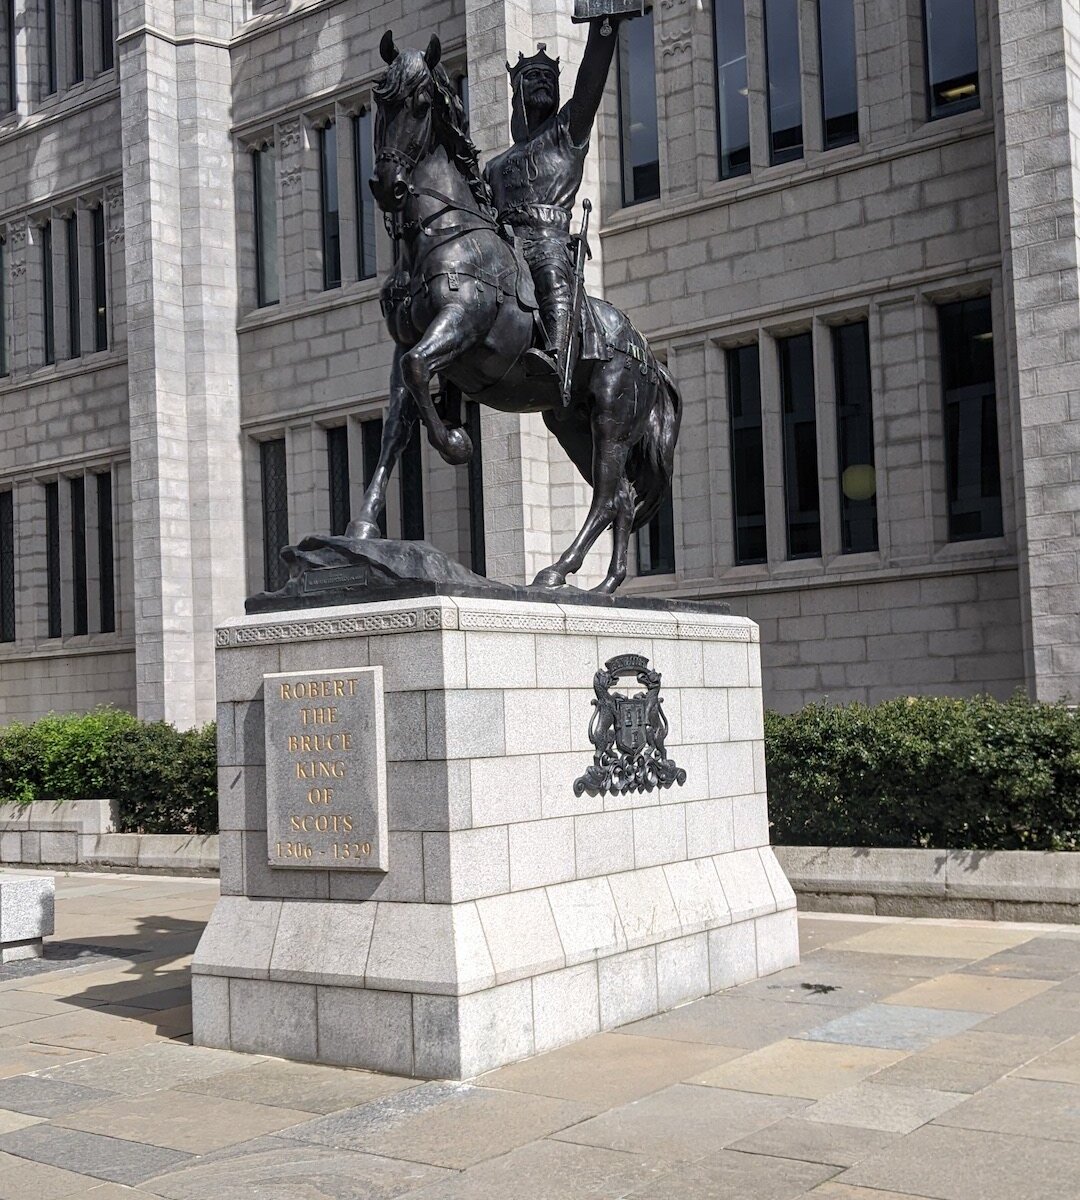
300;706;338;726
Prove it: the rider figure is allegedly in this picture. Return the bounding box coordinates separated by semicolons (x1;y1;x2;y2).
483;16;629;385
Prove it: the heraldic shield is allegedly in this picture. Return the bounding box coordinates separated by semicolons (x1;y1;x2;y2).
574;653;687;798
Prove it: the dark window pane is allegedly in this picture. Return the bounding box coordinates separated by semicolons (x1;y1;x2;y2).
764;0;803;163
66;214;80;358
924;0;979;119
320;123;341;289
617;11;660;206
833;321;877;553
361;418;387;537
42;222;54;366
727;344;768;564
45;0;56;94
714;0;751;178
354;111;377;280
70;476;87;635
0;239;7;376
636;488;676;575
939;297;1002;540
253;146;279;307
457;72;469;115
400;422;424;540
45;481;61;637
100;0;113;71
6;0;15;111
0;490;13;642
326;425;350;536
779;332;821;557
72;0;83;83
819;0;858;148
96;471;114;633
465;400;485;576
260;438;289;591
92;205;107;350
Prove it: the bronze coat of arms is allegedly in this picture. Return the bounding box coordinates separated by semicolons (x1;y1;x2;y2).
574;653;687;797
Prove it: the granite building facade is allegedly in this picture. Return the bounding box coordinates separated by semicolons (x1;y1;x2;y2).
0;0;1077;725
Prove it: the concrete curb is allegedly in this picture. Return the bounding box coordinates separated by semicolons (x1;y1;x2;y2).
775;845;1080;923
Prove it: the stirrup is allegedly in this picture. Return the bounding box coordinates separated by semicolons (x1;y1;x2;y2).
523;347;560;378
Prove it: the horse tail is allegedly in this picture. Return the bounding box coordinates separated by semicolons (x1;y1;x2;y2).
629;361;682;533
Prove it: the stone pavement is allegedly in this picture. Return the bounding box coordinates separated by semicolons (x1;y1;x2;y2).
0;872;1077;1198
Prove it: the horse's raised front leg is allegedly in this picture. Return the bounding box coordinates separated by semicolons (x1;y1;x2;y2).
347;347;415;539
401;306;477;467
534;416;631;589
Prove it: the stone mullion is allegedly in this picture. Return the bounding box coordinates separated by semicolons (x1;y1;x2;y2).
675;339;719;580
655;0;703;198
337;103;360;288
7;219;29;373
104;184;125;348
813;317;841;562
54;208;74;362
84;465;102;634
744;0;771;170
798;0;823;156
866;301;892;562
276;118;307;304
759;329;787;566
77;203;95;356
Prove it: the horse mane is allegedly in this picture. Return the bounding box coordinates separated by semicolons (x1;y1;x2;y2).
374;50;494;214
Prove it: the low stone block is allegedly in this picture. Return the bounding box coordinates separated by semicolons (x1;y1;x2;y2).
79;834;141;869
0;832;22;862
755;908;800;976
716;848;779;921
0;940;43;963
414;978;534;1078
0;875;54;943
546;876;627;966
317;986;414;1075
269;901;375;987
476;888;566;984
656;932;711;1010
760;846;798;910
191;975;230;1050
531;962;600;1054
39;832;77;865
663;857;731;934
608;865;680;949
709;920;758;990
364;902;495;995
26;799;118;835
230;978;317;1060
0;804;31;831
191;896;282;980
598;946;658;1029
138;835;219;873
423;826;510;902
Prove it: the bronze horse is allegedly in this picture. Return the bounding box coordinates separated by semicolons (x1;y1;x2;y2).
350;32;680;594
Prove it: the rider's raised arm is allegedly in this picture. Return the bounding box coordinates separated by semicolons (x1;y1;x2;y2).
565;17;624;147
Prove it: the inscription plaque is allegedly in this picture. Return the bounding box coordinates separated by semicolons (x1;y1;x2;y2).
264;666;388;871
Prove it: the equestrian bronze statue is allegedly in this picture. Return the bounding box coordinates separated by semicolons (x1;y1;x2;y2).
350;14;680;595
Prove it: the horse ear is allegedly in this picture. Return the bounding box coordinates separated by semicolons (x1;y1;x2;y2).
424;34;442;71
380;30;398;64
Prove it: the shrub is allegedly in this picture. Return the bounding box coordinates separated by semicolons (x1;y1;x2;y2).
0;708;217;834
766;693;1080;852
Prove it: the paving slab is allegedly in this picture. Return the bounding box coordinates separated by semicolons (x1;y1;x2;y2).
551;1083;808;1161
38;1042;259;1097
880;973;1056;1013
727;1117;899;1168
838;1124;1080;1200
0;1108;43;1134
833;924;1036;961
623;1149;838;1199
806;1185;940;1200
797;1004;986;1051
0;1074;115;1117
400;1137;670;1200
479;1031;746;1109
802;1081;967;1132
798;949;972;978
973;987;1080;1038
54;1088;316;1154
0;1123;194;1185
688;1038;903;1100
141;1137;453;1200
281;1082;593;1169
623;994;851;1049
177;1058;417;1115
0;1147;104;1200
1012;1034;1080;1084
932;1076;1080;1144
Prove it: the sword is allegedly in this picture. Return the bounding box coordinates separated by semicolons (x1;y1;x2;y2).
561;198;592;409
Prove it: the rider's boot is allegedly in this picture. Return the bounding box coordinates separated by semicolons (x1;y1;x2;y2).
523;304;573;408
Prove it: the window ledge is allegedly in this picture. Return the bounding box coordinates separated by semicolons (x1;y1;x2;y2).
237;277;383;333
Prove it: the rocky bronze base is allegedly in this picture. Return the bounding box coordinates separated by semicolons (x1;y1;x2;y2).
247;536;729;616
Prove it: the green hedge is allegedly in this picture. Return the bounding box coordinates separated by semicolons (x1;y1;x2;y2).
766;693;1080;852
0;709;217;834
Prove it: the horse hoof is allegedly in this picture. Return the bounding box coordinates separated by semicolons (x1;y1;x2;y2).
346;520;381;540
531;568;565;589
439;427;473;466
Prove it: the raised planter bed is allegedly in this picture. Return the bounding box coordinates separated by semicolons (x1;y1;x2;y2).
775;845;1080;923
0;801;217;875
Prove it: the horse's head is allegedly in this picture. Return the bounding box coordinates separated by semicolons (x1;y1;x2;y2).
371;31;442;212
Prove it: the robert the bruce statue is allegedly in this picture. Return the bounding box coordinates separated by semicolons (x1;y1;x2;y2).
484;11;637;387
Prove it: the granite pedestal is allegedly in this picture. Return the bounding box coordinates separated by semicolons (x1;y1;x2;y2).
193;594;798;1078
0;874;55;962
